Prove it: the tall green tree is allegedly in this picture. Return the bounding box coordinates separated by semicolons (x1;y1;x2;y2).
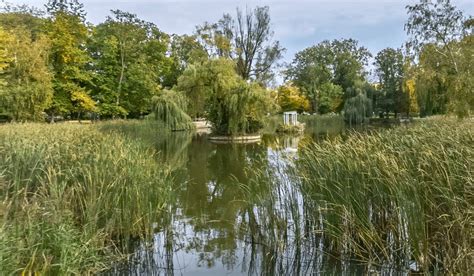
374;48;406;117
451;33;474;117
342;80;373;125
45;0;94;119
406;0;472;117
175;62;212;119
0;28;53;121
164;34;208;88
317;82;344;114
150;88;194;131
177;58;275;135
286;39;371;113
89;10;171;117
405;0;465;70
0;3;45;38
196;6;284;84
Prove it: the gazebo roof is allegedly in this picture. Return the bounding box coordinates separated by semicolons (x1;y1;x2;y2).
283;111;298;115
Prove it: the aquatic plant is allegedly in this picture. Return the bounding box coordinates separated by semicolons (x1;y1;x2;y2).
0;122;172;274
295;117;473;273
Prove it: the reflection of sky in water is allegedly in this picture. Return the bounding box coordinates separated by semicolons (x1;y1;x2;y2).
111;135;310;275
110;134;386;275
167;136;301;275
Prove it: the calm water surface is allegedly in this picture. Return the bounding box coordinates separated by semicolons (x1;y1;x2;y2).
112;119;405;275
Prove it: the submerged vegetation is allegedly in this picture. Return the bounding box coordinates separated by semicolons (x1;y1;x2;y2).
295;117;473;273
0;122;171;274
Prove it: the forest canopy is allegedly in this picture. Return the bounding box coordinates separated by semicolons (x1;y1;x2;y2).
0;0;472;125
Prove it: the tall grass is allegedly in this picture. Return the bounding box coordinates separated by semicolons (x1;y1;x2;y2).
295;117;473;273
0;122;172;274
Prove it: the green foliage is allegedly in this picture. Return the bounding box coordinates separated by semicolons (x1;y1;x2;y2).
71;87;97;115
343;92;372;125
175;63;213;119
412;38;473;118
286;39;371;112
178;58;240;130
405;0;465;55
403;78;419;115
97;103;128;117
45;2;91;117
0;7;45;38
0;27;53;121
211;80;275;135
88;10;171;117
317;82;344;114
406;0;472;118
164;34;208;88
276;84;310;113
0;122;171;274
0;27;13;78
374;48;407;116
414;44;451;117
448;35;474;117
150;89;194;131
195;6;284;84
296;118;473;272
178;58;276;135
46;0;86;19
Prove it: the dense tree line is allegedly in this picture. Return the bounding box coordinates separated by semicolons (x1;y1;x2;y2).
0;0;472;127
285;0;472;122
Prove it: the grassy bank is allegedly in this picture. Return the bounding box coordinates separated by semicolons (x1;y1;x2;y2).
295;117;473;273
0;121;172;274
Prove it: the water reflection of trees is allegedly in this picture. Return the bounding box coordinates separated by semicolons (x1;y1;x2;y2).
179;139;270;270
116;133;371;275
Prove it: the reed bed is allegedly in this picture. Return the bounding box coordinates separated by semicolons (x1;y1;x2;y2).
0;122;172;274
295;117;473;273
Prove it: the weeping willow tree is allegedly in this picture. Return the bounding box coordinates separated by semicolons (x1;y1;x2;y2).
209;80;275;135
177;58;276;136
151;89;194;131
343;93;373;125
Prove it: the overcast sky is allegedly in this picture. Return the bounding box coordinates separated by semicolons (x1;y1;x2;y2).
5;0;474;73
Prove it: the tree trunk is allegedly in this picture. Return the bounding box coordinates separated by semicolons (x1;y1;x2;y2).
117;41;125;107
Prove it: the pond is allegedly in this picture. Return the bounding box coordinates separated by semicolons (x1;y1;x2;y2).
109;117;410;275
1;117;469;274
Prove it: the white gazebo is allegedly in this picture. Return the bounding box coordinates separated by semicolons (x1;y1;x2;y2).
283;111;298;126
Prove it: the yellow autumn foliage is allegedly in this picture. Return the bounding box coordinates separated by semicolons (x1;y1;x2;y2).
277;84;311;113
404;78;419;114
